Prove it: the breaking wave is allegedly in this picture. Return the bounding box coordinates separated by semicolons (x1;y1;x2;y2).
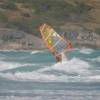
0;49;99;82
90;56;100;62
31;50;45;54
79;48;94;54
0;61;22;71
0;57;98;82
0;61;39;72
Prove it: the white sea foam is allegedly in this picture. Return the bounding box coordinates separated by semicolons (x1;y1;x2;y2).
38;57;90;75
0;90;100;100
79;48;94;54
0;61;38;71
0;51;98;82
0;95;100;100
90;56;100;62
0;96;42;100
0;61;21;71
0;57;96;82
53;58;90;74
31;50;45;54
0;50;29;53
1;71;100;82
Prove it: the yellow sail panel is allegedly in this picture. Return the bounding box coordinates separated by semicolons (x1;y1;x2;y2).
39;23;73;55
39;24;55;52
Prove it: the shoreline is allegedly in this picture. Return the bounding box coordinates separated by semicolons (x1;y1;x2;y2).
0;47;99;52
0;48;47;52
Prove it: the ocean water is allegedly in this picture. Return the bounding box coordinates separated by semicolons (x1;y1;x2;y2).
0;48;100;100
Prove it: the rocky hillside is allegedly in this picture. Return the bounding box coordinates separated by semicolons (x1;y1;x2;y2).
0;0;100;49
0;29;44;50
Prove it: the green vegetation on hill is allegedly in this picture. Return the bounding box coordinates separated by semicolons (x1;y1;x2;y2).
0;1;17;10
0;0;93;37
10;0;92;16
0;13;8;22
95;28;100;35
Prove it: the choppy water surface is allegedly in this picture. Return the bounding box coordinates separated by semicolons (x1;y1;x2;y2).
0;48;100;100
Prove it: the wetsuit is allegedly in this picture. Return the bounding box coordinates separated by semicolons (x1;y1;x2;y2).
52;51;62;62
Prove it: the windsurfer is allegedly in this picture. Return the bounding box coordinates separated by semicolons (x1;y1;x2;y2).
52;51;62;62
67;40;73;49
39;23;73;63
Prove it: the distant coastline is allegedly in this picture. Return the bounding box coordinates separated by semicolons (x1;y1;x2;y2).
0;29;45;50
0;29;100;50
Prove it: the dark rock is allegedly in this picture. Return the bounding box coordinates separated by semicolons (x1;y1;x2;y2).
0;30;25;41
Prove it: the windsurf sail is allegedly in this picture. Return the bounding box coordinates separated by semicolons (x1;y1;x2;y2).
39;23;73;62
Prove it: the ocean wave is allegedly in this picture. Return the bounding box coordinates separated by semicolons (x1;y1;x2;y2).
0;58;97;82
90;56;100;62
1;72;100;82
0;90;100;100
0;50;31;52
38;58;90;75
31;50;45;54
0;61;39;71
0;61;22;71
79;48;94;54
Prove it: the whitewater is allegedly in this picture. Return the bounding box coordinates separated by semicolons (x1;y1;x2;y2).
0;48;100;100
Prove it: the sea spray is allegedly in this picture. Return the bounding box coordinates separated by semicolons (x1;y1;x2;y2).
61;53;67;62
